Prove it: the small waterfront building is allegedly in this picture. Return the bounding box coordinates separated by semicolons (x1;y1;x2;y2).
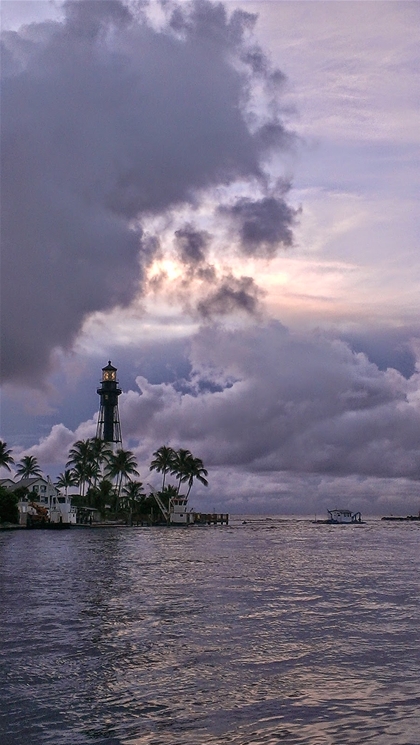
0;476;77;525
13;476;57;504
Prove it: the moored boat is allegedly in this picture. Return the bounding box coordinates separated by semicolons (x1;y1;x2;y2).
326;508;362;524
381;513;420;521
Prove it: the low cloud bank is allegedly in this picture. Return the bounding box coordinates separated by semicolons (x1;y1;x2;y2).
24;322;420;514
121;323;420;480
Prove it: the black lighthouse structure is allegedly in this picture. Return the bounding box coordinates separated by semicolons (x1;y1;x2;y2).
96;361;122;446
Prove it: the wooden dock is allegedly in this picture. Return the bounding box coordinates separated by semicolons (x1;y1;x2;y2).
193;513;229;525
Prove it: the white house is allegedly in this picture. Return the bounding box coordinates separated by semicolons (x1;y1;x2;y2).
0;476;77;525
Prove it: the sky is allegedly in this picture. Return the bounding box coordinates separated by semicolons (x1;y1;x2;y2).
1;0;419;516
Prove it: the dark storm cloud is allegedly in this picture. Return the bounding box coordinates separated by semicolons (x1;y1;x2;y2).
1;0;293;386
172;223;263;315
197;275;264;318
175;225;211;266
174;223;216;281
220;193;298;258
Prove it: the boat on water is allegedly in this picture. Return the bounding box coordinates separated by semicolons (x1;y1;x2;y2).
152;490;194;525
169;496;196;525
151;490;228;526
325;509;362;524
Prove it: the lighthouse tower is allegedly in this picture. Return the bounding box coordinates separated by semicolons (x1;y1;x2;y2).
96;361;122;445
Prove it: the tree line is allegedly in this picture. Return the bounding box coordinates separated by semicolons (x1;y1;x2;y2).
0;439;208;524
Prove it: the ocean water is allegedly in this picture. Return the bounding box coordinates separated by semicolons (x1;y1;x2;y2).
0;517;419;745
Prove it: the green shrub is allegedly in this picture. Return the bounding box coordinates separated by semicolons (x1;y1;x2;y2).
0;487;19;524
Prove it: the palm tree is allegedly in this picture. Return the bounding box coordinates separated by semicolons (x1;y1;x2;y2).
158;483;178;509
121;480;146;524
106;448;139;500
16;455;42;479
0;441;14;472
66;438;91;466
55;469;77;497
170;448;194;495
88;437;112;485
185;457;208;498
84;460;101;493
70;462;88;498
87;478;116;515
150;446;176;491
66;439;95;496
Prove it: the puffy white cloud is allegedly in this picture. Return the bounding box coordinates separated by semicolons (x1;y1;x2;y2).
16;321;420;514
120;322;420;488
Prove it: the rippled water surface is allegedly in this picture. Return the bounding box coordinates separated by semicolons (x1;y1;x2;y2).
1;517;419;745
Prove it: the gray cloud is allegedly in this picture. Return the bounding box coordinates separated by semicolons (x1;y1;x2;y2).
113;322;420;484
196;274;264;318
166;223;265;317
1;0;294;386
174;223;216;282
13;321;420;514
220;193;299;258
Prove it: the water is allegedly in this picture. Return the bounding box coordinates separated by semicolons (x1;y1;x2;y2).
1;517;419;745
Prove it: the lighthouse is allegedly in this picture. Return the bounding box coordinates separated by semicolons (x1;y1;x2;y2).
96;361;122;445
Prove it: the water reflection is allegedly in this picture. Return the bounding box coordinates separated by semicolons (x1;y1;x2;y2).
0;520;419;744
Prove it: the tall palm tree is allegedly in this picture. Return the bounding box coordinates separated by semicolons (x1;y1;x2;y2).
121;480;146;524
16;455;42;479
185;457;208;498
55;469;77;497
170;448;194;495
84;460;101;493
87;478;116;515
150;446;176;491
70;462;88;498
0;441;14;472
158;483;178;510
106;448;139;500
66;439;95;496
88;437;112;486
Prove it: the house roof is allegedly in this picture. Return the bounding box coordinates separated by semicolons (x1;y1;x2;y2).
14;477;46;488
0;478;15;489
0;476;57;492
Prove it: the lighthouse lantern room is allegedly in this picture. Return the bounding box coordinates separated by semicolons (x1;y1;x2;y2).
96;361;122;445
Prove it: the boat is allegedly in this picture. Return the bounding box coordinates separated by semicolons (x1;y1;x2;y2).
326;509;362;524
150;490;228;526
381;513;420;522
151;490;196;525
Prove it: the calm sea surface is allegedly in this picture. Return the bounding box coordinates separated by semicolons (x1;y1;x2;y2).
1;517;419;745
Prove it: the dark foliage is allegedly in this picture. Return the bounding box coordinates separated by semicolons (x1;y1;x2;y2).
0;486;19;524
